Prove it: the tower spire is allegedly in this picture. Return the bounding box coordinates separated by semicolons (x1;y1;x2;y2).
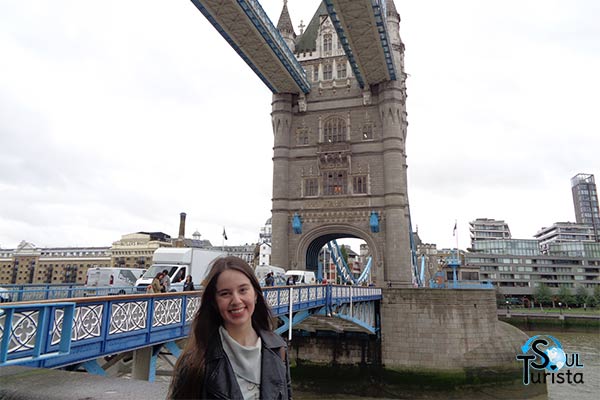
277;0;296;50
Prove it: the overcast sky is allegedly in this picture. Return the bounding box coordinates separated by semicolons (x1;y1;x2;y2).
0;0;598;252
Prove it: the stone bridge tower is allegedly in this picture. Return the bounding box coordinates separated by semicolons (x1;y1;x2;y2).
270;1;412;287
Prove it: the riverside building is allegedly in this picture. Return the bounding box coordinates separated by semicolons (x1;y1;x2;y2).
571;173;599;241
464;238;600;297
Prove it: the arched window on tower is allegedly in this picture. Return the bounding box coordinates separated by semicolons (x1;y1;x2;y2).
323;33;333;53
323;117;346;143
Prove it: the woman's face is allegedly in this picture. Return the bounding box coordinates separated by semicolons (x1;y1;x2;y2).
215;269;257;331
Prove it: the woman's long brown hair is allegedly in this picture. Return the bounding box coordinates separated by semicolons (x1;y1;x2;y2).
168;256;273;399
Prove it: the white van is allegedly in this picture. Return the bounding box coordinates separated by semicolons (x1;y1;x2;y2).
136;248;225;292
255;265;286;287
284;270;316;285
85;267;146;292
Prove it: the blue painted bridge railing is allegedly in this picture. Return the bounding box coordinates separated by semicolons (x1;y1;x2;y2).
0;284;140;302
0;285;382;369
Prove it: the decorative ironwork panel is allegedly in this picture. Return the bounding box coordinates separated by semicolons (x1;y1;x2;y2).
152;298;182;327
309;287;316;301
279;289;289;306
292;289;300;304
185;296;201;323
300;288;308;302
266;290;279;308
109;302;147;335
52;304;103;345
317;286;324;299
0;310;39;353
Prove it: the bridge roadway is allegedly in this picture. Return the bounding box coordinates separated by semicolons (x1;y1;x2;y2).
189;0;397;94
324;0;397;88
0;285;381;380
190;0;310;94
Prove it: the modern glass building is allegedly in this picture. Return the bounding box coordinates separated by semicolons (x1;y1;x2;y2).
534;222;596;253
571;173;599;241
469;218;511;245
464;239;600;296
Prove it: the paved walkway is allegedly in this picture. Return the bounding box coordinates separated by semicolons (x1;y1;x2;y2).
0;366;169;400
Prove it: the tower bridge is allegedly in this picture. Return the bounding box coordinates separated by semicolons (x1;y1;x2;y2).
0;1;528;391
187;0;411;286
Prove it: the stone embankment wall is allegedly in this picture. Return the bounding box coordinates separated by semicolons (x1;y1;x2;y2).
289;334;380;366
288;288;527;372
381;288;527;369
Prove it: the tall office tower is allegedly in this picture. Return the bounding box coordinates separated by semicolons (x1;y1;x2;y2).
469;218;511;246
571;173;599;241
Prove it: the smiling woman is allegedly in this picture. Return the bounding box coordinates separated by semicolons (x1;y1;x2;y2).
169;256;292;400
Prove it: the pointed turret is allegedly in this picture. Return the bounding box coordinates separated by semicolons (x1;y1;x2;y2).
277;0;296;51
386;0;400;21
385;0;403;50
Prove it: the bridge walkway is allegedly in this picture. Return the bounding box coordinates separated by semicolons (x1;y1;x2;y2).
1;285;382;381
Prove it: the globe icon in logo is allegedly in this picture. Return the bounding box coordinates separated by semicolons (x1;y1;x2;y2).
545;346;567;371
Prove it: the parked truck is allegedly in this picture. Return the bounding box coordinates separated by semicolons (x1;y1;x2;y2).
85;267;146;294
136;248;225;292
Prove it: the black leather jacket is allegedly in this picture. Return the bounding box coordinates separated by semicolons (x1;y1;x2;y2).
193;329;292;400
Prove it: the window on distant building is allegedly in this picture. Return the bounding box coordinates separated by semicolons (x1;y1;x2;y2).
461;272;479;281
323;170;347;195
323;33;332;53
337;61;347;79
324;117;346;143
296;126;310;145
313;65;319;81
362;123;373;140
323;63;333;80
304;178;318;197
353;175;368;194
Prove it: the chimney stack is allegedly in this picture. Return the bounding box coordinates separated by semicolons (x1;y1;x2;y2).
177;212;187;247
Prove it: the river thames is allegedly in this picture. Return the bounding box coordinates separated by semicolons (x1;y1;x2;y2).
293;329;599;400
149;327;598;399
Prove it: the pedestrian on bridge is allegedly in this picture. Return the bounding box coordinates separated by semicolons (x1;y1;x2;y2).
147;272;163;294
265;272;275;287
183;275;195;291
169;256;292;400
161;269;171;292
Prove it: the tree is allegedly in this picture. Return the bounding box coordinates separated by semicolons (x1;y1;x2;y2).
575;285;589;307
592;285;600;307
533;283;552;310
557;286;574;308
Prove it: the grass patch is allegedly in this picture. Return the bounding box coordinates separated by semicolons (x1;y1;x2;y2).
501;316;600;330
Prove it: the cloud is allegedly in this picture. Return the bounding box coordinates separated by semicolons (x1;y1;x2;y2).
0;0;598;254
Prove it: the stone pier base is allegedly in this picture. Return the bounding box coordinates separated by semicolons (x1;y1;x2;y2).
381;288;527;370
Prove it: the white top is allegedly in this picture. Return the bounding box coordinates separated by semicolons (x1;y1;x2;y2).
219;326;262;400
